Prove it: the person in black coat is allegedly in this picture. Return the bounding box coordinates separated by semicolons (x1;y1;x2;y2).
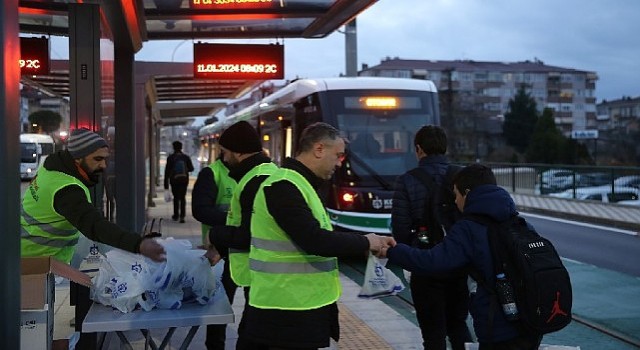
164;140;194;223
391;125;472;350
386;164;543;350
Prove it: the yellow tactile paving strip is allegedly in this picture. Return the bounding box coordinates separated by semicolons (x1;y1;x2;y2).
337;303;392;349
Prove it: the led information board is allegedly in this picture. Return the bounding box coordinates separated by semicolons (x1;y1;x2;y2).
190;0;275;10
20;37;50;76
193;43;284;80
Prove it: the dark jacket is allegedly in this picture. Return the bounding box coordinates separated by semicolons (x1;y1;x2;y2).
244;157;370;348
209;152;273;252
391;154;451;246
191;163;231;228
42;150;143;253
164;151;194;189
387;184;521;343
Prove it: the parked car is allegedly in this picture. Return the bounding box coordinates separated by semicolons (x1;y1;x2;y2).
576;172;612;188
614;175;640;189
538;169;577;194
618;199;640;206
549;185;640;203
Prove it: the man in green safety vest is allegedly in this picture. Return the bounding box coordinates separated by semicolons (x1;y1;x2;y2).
21;127;166;264
20;128;167;348
204;120;278;350
241;122;396;349
195;121;270;350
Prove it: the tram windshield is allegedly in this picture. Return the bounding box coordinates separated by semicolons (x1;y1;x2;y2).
329;91;438;181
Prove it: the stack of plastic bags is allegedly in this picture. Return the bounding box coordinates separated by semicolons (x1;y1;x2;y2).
90;238;221;313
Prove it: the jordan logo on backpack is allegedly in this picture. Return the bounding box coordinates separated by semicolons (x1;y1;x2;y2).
547;291;569;323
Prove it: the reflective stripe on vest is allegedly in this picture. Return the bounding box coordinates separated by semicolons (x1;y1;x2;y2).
201;159;236;245
249;168;340;310
21;167;91;264
227;162;278;286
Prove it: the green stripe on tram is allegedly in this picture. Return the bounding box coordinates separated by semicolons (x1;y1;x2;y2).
327;210;391;232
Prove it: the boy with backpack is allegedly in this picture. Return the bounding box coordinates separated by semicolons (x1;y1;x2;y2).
391;125;472;350
386;164;572;349
164;140;194;223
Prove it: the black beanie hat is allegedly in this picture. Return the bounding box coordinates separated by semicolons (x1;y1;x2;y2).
218;121;262;154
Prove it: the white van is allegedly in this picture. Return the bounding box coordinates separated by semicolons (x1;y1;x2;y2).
20;133;55;180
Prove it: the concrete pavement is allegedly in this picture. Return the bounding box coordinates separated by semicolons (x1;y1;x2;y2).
49;182;640;349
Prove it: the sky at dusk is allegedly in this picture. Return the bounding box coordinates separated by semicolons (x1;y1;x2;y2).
51;0;640;103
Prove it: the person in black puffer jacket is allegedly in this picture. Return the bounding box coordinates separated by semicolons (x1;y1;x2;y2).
391;125;472;350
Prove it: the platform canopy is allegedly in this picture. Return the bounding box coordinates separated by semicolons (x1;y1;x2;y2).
18;0;377;124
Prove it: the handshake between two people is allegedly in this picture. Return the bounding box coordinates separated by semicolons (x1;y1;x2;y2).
365;233;396;258
200;233;397;265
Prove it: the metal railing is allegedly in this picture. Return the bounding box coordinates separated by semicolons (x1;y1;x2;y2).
480;163;640;202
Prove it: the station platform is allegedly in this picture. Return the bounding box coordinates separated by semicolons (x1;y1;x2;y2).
50;180;640;349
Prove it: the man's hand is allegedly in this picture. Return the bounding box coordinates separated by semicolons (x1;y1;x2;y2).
204;244;222;266
365;233;396;258
139;238;166;262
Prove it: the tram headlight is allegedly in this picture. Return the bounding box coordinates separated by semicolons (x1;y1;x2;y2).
338;189;358;209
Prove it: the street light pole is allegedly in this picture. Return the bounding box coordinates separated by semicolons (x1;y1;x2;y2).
171;40;189;62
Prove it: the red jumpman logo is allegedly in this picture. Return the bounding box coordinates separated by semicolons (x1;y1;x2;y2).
547;291;568;323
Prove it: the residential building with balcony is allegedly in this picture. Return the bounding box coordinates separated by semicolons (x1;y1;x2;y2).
358;58;598;160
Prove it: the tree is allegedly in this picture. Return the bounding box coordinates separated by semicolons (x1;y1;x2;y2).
525;108;564;163
558;138;593;165
503;85;538;153
28;110;62;134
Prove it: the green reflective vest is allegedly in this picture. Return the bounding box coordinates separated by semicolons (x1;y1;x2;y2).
249;168;340;310
201;159;236;245
21;167;91;264
227;162;278;287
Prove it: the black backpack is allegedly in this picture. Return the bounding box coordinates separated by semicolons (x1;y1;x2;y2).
408;165;461;248
172;156;189;183
467;214;573;335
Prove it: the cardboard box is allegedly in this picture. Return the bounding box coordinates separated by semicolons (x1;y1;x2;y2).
21;257;92;350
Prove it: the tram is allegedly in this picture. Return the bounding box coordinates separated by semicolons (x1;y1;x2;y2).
199;77;440;234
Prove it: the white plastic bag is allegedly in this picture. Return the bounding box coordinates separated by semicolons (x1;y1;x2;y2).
358;252;405;299
91;238;218;312
91;251;155;313
164;190;173;203
150;238;217;309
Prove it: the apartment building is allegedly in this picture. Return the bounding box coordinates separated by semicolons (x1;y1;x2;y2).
359;58;598;160
596;96;640;132
594;96;640;164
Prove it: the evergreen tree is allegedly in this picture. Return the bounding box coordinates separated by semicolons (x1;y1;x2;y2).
28;109;62;134
526;108;564;163
559;138;593;165
503;85;538;153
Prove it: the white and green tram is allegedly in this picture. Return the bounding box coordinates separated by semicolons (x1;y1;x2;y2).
199;77;440;234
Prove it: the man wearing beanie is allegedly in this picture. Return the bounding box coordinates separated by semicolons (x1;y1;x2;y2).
20;128;167;347
164;140;195;223
21;127;166;263
193;120;277;350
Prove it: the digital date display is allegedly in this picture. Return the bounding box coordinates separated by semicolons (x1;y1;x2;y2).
194;43;284;80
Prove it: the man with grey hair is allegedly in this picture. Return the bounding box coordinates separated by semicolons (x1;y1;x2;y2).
241;122;396;349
